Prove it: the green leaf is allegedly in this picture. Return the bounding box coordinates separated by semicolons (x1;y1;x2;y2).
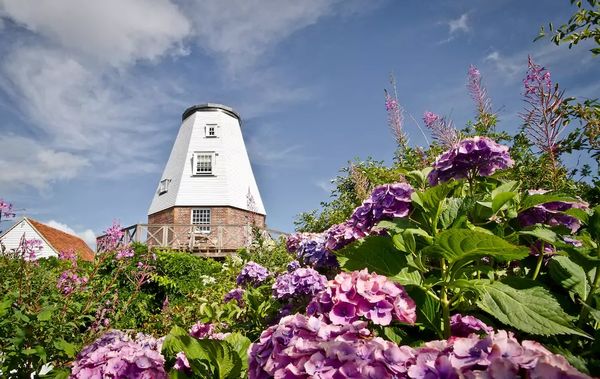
422;229;529;264
412;182;459;214
37;306;54;321
491;180;519;198
548;256;589;299
520;227;559;245
564;207;589;224
492;192;517;213
0;298;11;317
439;198;464;229
407;287;441;337
381;326;407;344
54;338;77;358
474;278;588;337
520;193;579;212
224;333;251;373
196;339;242;379
335;236;421;286
579;299;600;323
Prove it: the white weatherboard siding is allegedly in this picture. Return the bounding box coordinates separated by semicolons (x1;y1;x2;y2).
0;219;57;259
148;105;266;216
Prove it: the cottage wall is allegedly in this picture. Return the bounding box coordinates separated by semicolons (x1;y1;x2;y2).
0;219;57;259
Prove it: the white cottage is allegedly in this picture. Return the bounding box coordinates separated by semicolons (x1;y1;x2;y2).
141;103;267;254
0;217;95;261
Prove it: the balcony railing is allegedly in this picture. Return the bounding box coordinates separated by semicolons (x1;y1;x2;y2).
97;224;287;257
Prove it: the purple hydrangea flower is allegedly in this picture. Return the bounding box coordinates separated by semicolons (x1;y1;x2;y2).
428;136;514;185
189;322;230;340
272;267;327;301
325;182;414;251
173;352;191;374
223;288;245;306
406;330;590;379
236;261;270;287
286;260;301;272
71;330;166;378
286;233;339;270
450;313;494;337
248;313;415;379
307;269;417;326
518;190;588;233
285;233;303;254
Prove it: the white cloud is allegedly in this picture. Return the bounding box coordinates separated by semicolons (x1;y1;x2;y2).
0;135;89;190
0;0;191;67
483;43;593;82
0;44;179;183
0;0;364;191
484;50;522;78
45;219;96;249
183;0;341;73
448;13;470;34
315;178;335;193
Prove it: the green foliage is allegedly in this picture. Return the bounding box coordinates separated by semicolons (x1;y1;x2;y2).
473;277;587;337
162;326;249;378
336;235;421;286
422;229;529;264
535;0;600;55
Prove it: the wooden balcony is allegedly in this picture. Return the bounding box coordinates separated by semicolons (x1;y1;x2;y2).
97;224;287;257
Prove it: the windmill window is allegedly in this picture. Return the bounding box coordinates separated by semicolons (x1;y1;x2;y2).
206;125;217;138
193;152;214;175
158;179;170;195
192;208;211;233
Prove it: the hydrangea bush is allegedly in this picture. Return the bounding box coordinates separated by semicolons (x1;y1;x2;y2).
2;41;600;377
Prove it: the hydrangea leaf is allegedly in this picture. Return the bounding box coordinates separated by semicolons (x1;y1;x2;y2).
162;327;212;375
474;278;589;337
548;256;590;299
406;287;442;337
491;180;519;198
519;227;559;245
411;181;460;214
196;339;243;379
491;191;518;213
224;333;251;373
422;229;528;264
564;207;589;223
519;193;580;212
335;235;421;286
439;197;465;229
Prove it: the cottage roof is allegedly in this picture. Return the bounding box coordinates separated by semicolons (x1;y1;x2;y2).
27;218;95;262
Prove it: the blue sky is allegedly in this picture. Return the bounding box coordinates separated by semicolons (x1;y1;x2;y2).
0;0;598;246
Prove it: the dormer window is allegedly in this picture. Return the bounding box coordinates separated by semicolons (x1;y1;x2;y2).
158;179;170;194
206;124;217;138
193;152;215;175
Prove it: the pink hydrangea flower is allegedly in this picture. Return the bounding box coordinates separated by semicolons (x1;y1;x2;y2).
307;269;417;326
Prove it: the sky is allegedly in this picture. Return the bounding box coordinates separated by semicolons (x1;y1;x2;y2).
0;0;598;248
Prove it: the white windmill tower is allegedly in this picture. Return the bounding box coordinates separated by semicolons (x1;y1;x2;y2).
147;103;266;253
